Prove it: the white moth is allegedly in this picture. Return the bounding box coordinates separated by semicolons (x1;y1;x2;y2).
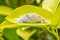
16;13;47;23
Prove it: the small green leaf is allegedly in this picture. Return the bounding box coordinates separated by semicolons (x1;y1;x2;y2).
16;27;36;40
3;28;22;40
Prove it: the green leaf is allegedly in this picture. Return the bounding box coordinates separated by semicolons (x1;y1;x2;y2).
50;5;60;25
16;27;36;40
3;28;22;40
42;0;60;13
0;6;13;24
0;15;6;24
0;5;13;15
6;5;52;24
